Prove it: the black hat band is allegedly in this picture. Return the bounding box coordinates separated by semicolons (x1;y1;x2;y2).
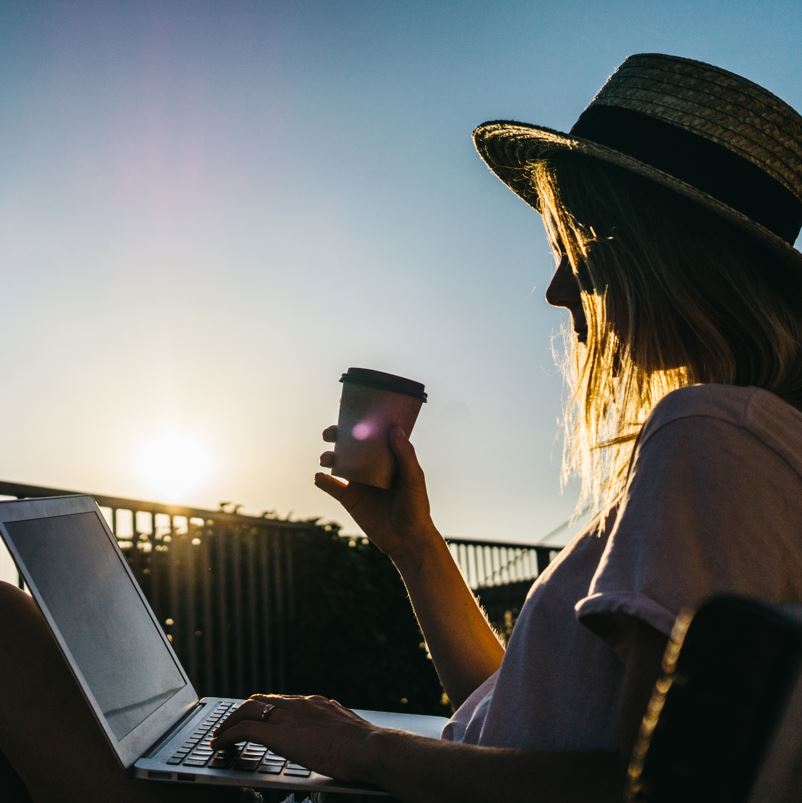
570;104;802;245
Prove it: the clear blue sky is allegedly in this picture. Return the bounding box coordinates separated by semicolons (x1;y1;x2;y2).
1;0;801;581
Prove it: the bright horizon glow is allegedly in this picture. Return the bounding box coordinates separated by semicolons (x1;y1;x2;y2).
137;431;212;503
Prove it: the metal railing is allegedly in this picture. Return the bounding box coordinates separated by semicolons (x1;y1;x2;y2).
446;538;558;589
0;480;558;699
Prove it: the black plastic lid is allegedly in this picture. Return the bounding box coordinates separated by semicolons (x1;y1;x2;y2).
340;367;427;402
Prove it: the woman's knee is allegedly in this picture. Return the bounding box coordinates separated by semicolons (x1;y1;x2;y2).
0;582;44;653
0;580;35;613
0;581;52;659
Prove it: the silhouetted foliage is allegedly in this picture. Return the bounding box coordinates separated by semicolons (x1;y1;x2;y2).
124;518;530;717
283;528;448;715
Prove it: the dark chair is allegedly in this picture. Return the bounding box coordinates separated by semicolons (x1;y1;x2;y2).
626;595;802;803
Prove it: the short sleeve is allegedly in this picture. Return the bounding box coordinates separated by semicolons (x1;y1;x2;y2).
575;413;802;643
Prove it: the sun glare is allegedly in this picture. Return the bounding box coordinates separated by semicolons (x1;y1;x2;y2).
137;431;212;501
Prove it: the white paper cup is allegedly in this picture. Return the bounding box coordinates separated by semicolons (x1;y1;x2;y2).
332;368;427;489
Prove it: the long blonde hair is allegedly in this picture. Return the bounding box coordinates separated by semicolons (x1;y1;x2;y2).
528;152;802;521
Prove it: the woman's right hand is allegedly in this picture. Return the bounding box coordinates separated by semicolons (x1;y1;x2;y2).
314;425;440;567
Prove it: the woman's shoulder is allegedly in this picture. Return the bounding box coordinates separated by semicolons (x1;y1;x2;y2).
645;383;755;431
639;383;802;473
642;383;800;439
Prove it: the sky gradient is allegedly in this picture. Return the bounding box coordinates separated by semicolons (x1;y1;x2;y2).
2;1;801;586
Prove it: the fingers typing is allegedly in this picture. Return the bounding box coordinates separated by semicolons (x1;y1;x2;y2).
210;721;268;750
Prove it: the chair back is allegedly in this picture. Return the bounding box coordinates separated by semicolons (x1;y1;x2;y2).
625;595;802;803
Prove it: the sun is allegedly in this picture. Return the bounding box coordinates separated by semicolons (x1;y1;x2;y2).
137;431;212;502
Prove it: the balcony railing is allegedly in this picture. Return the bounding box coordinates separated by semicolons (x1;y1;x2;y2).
0;480;559;710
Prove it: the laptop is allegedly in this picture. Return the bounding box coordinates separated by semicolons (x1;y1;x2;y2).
0;494;449;795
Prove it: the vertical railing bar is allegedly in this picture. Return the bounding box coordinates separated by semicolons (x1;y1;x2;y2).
246;527;259;691
468;545;477;590
148;512;160;617
130;508;141;577
215;516;230;696
270;531;282;691
231;527;244;698
168;515;180;667
136;511;148;602
185;518;198;687
277;528;291;692
199;519;214;697
258;525;273;691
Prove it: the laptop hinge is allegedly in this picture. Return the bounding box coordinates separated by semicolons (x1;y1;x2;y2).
141;699;204;758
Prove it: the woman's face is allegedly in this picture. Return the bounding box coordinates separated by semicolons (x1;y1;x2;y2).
546;256;588;343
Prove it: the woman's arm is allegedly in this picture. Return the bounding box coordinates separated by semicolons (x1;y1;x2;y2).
389;523;505;707
361;732;621;803
213;697;621;803
212;618;668;802
316;425;504;707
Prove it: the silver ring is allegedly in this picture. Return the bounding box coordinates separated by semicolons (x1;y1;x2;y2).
259;703;275;723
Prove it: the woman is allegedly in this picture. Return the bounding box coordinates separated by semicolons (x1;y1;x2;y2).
3;53;802;802
211;53;802;800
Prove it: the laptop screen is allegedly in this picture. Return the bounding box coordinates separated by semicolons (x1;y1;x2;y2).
6;510;186;740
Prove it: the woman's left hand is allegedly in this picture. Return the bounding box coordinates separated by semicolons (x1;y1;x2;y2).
210;694;378;782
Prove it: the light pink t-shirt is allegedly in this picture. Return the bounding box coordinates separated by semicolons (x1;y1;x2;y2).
442;384;802;750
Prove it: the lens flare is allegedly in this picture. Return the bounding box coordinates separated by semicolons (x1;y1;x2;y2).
351;420;375;441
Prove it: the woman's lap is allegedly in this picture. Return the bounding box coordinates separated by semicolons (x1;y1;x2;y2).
0;583;394;803
0;581;240;802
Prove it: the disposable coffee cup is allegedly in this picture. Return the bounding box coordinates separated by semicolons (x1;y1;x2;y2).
332;367;427;489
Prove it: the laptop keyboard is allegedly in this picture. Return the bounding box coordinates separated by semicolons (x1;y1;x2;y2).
165;701;311;778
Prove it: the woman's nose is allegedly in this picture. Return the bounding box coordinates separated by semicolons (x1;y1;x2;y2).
545;257;581;309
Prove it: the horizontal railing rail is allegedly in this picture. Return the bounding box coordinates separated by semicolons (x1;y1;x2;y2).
0;480;557;590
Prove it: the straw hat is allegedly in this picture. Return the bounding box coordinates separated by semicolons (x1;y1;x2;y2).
473;53;802;266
